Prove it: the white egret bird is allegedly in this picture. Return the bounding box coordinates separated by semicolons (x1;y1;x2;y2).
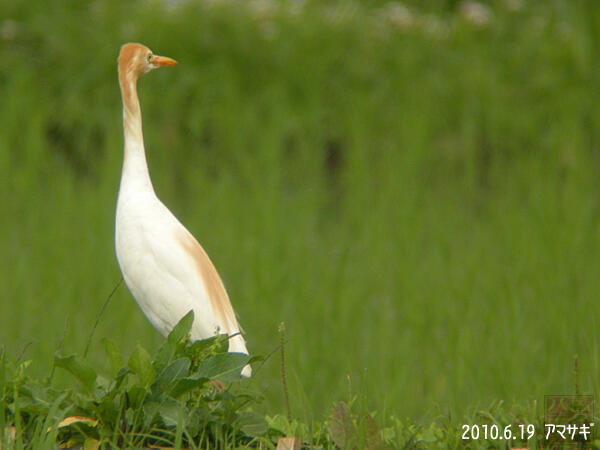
115;43;251;377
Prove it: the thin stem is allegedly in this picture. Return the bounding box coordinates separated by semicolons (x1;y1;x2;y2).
83;278;123;358
279;322;292;422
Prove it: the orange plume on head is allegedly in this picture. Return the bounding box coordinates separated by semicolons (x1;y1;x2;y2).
118;43;150;80
118;43;148;64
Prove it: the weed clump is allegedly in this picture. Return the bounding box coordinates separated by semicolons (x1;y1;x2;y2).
0;311;266;448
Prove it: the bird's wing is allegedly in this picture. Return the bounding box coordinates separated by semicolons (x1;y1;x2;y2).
143;207;240;339
174;227;240;335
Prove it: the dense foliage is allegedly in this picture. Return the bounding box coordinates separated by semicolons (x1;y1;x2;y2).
1;313;264;447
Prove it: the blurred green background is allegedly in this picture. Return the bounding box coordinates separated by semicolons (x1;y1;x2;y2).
1;0;600;422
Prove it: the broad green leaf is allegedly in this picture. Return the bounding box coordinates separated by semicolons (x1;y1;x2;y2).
158;397;186;427
187;334;229;357
151;358;190;397
181;408;205;436
153;341;175;372
22;382;56;407
156;358;190;385
96;396;118;424
128;344;155;387
83;437;100;450
127;385;147;409
167;310;194;346
237;411;268;437
169;376;209;398
95;374;111;389
101;338;123;376
266;415;309;437
14;395;39;413
114;367;131;391
248;355;264;365
266;414;290;434
143;401;160;427
54;354;96;392
195;353;250;382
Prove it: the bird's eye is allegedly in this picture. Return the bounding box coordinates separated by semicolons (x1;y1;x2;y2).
147;53;153;62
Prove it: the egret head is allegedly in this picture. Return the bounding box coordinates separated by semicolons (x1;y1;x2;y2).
118;43;177;81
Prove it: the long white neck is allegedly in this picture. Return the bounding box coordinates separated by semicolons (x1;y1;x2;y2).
119;72;154;194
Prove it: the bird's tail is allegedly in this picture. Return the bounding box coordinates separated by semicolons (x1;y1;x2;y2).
229;333;252;377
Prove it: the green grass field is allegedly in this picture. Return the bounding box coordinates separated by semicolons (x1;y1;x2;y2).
1;0;600;444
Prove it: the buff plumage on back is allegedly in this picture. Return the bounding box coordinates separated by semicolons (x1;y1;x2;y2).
115;43;251;377
176;230;240;335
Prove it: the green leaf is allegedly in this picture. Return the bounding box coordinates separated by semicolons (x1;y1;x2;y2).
169;376;209;398
96;395;119;424
151;358;190;397
128;344;155;387
143;401;161;427
54;354;96;392
158;397;186;427
248;355;264;365
83;437;100;450
266;414;290;434
195;353;250;382
158;358;190;384
189;334;229;354
237;411;268;437
167;310;194;346
266;415;310;438
101;338;123;376
114;367;131;391
153;341;175;372
14;395;39;413
127;385;147;409
21;382;57;407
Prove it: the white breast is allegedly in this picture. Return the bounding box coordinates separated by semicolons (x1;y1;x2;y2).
116;188;234;338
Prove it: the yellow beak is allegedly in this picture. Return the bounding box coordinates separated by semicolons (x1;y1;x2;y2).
151;55;178;67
